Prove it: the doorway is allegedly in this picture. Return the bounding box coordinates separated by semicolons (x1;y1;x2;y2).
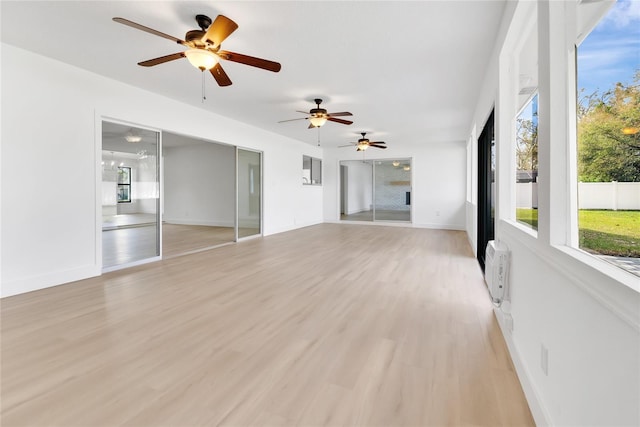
477;110;495;270
162;132;236;256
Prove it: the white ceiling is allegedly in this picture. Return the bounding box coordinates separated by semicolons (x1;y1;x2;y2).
1;1;506;150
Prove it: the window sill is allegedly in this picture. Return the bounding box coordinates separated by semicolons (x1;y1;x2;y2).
504;219;539;239
552;245;640;294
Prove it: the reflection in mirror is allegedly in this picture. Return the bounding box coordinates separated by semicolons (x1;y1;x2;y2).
238;149;262;239
374;159;411;222
340;159;411;222
340;160;373;221
102;121;160;268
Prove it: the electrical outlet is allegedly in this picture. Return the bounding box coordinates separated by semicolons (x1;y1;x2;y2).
541;344;549;376
504;314;514;333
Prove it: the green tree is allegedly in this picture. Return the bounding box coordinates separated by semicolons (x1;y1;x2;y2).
578;71;640;182
516;95;538;173
516;115;538;171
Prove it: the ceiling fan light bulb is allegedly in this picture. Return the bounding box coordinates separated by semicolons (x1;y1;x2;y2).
184;49;218;71
125;134;142;143
357;143;369;151
309;116;328;127
392;161;400;167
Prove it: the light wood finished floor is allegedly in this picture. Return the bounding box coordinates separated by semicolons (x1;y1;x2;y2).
162;224;235;258
103;223;236;267
1;224;534;426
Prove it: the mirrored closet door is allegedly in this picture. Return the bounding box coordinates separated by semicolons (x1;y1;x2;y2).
237;148;262;239
340;159;411;223
102;121;160;269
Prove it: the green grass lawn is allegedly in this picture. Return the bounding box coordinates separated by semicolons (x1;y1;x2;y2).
516;209;639;257
516;208;538;230
579;210;640;257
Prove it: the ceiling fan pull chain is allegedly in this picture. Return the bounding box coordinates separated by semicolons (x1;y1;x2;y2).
317;127;321;146
201;71;206;103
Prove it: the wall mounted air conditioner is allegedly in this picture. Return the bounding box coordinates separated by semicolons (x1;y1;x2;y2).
485;240;509;303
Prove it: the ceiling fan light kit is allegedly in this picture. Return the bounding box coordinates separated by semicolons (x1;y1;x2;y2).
309;116;328;128
184;48;218;70
124;129;142;143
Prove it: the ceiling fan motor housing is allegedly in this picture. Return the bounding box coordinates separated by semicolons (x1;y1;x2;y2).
185;30;206;47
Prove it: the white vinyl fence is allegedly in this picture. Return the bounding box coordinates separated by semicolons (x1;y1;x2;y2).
578;182;640;210
516;182;640;210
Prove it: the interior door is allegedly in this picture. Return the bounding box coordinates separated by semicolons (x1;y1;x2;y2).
237;148;262;239
373;159;411;222
101;121;160;269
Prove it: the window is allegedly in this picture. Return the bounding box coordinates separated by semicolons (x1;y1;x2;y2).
303;155;322;185
513;11;538;232
515;94;539;231
576;0;639;276
117;166;131;203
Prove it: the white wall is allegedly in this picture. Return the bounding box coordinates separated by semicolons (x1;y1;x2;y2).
1;43;323;297
324;142;467;230
163;139;235;227
466;2;640;426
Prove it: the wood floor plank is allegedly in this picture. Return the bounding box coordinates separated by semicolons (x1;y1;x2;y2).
0;224;534;426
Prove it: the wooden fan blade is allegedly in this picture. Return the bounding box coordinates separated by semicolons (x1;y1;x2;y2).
201;15;238;49
113;17;187;45
278;117;308;123
138;52;186;67
327;112;353;117
327;117;353;125
369;144;387;149
218;50;281;72
210;63;232;86
296;110;311;114
369;141;386;145
338;144;355;148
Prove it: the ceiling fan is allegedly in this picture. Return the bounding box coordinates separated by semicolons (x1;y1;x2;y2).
278;99;353;128
113;14;281;87
340;132;387;151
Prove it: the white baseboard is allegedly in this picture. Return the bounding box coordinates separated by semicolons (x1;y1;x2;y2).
494;308;552;427
412;222;466;231
1;265;100;298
